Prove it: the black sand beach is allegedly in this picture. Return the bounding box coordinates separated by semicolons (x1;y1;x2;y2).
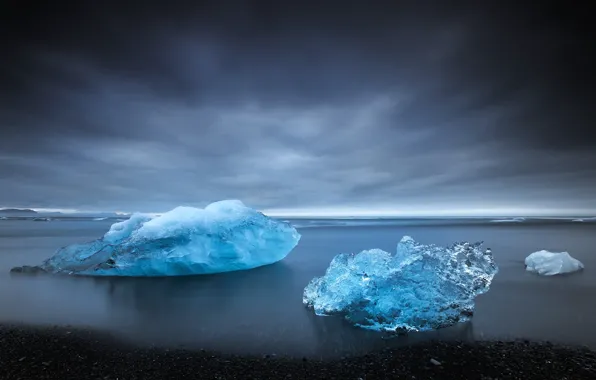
1;324;595;380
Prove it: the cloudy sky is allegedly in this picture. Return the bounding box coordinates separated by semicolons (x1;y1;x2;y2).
1;1;595;216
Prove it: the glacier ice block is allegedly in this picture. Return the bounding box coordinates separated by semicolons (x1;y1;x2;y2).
303;236;498;332
11;200;300;277
525;250;584;276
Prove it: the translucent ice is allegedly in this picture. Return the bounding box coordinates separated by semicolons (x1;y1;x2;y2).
303;236;498;332
12;200;300;277
525;250;584;276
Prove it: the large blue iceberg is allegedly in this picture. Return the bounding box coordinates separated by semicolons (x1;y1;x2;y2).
11;200;300;276
303;236;498;332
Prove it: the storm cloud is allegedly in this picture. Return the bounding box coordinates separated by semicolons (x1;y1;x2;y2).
1;1;595;215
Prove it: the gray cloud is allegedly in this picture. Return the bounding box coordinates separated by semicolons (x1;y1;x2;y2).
1;1;595;214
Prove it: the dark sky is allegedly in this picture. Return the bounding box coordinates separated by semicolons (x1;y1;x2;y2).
1;1;595;215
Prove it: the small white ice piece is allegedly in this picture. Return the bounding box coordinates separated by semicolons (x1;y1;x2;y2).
525;250;584;276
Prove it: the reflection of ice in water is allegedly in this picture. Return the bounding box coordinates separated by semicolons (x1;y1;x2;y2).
90;263;312;354
95;262;481;358
0;275;132;327
1;259;474;358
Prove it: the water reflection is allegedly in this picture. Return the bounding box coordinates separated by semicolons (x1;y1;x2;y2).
3;222;596;357
3;261;479;358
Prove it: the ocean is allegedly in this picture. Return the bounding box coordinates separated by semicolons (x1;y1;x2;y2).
0;218;595;358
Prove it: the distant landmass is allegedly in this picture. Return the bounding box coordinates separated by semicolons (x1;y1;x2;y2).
0;208;128;219
0;208;38;215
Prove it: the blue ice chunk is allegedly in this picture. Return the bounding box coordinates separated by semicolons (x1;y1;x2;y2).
303;236;498;332
16;200;300;276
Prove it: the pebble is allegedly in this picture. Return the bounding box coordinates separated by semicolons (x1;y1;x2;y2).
1;324;596;379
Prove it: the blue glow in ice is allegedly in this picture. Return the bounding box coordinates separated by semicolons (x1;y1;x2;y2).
16;200;300;277
303;236;498;332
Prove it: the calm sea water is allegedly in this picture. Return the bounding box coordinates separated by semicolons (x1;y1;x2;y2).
0;219;595;358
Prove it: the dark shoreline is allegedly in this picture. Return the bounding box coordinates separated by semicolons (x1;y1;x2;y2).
1;324;595;379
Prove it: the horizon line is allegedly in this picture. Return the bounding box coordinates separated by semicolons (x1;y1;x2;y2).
1;205;595;218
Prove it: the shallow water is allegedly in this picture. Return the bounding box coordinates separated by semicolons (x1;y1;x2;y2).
0;219;595;357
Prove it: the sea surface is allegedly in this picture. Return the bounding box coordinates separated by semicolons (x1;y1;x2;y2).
0;218;595;358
